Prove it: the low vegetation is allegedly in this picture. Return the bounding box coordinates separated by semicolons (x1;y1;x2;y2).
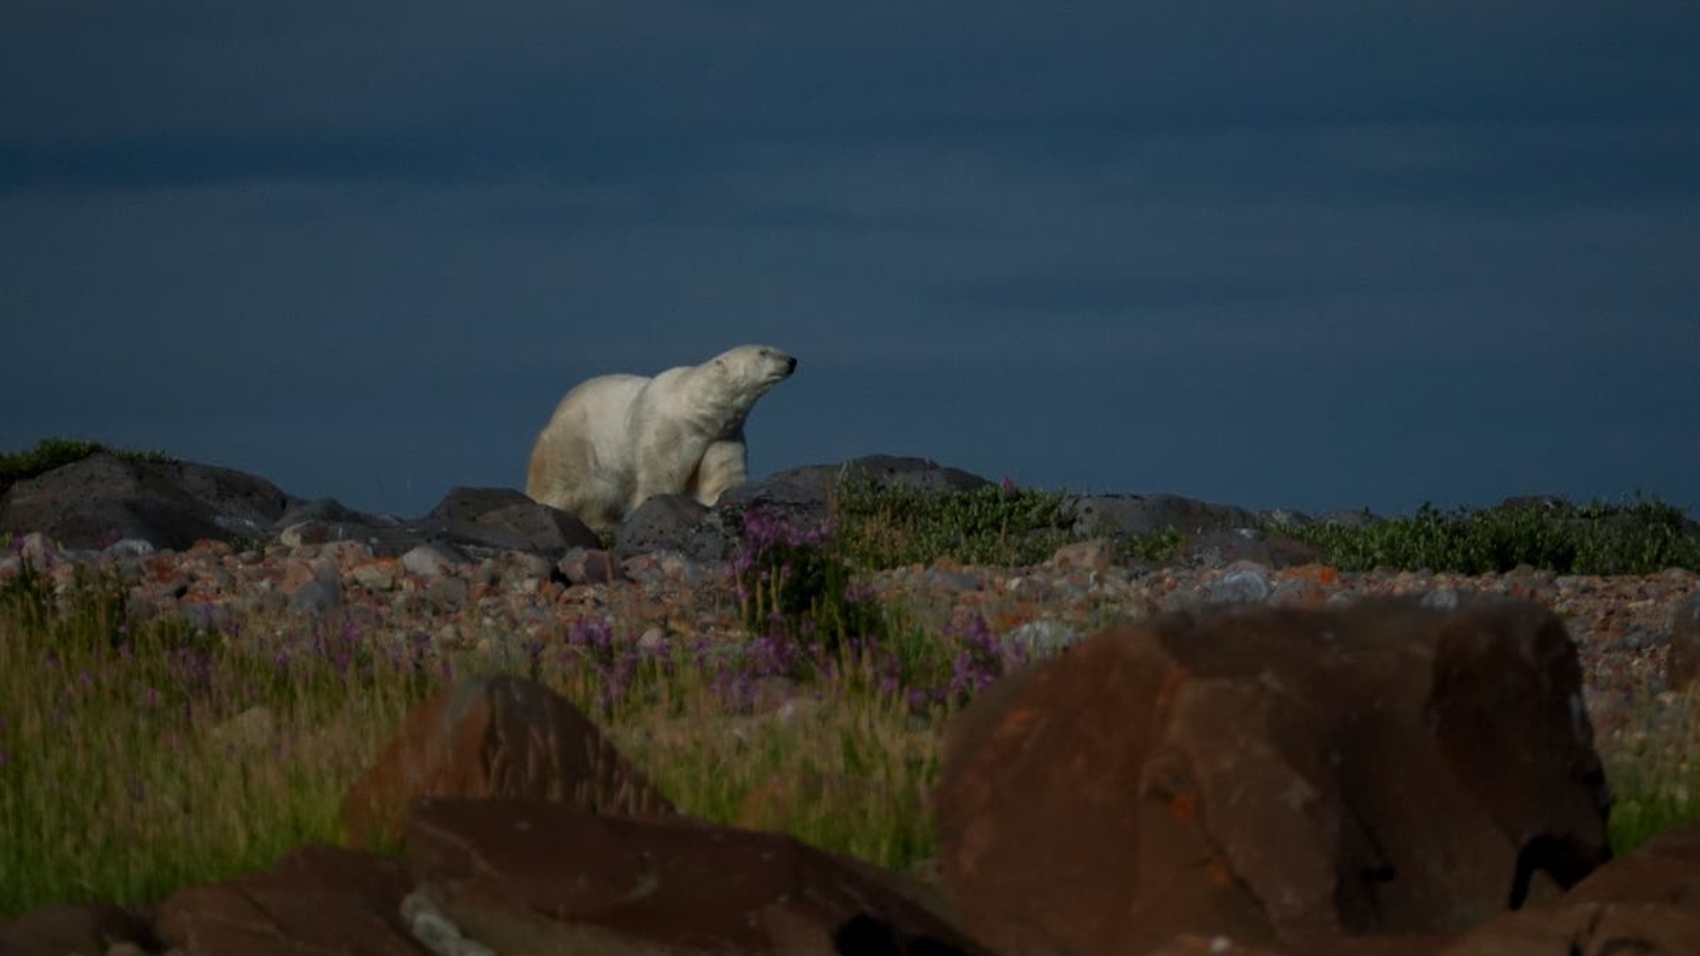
1275;496;1700;577
2;444;1697;918
0;438;174;498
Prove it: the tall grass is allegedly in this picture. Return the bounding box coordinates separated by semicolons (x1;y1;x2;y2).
0;547;1015;916
0;561;431;909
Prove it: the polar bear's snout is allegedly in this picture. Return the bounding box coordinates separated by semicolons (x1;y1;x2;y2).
759;348;798;379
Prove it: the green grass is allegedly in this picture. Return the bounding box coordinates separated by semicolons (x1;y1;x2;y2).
4;550;1698;919
826;479;1080;569
0;562;958;917
1274;496;1700;575
1602;688;1700;854
825;480;1698;575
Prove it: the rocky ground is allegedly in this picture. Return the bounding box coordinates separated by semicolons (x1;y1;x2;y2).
6;528;1691;738
2;448;1696;742
4;449;1700;954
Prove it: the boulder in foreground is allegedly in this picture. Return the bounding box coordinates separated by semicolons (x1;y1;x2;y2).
933;597;1612;956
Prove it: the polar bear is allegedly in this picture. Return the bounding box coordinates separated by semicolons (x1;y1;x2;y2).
525;344;798;530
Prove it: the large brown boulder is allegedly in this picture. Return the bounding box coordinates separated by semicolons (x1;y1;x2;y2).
341;673;673;843
1438;821;1700;954
932;597;1612;956
154;844;423;956
342;674;674;850
406;796;996;956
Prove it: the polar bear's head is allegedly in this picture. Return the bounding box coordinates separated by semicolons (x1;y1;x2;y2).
707;344;798;405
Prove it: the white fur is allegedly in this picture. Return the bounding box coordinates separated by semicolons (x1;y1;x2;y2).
525;344;797;530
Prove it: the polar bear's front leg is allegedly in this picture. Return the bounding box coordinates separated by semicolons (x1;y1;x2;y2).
690;439;749;506
629;419;708;513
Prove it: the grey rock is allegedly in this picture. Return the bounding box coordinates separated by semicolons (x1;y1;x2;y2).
350;562;398;591
179;602;234;633
1179;528;1325;571
401;890;496;956
419;486;600;556
1004;619;1077;660
425;576;469;613
287;579;342;616
559;547;618;585
402;544;464;577
1203;565;1273;605
316;540;374;564
1257;508;1314;529
613;494;710;563
277;497;376;528
0;451;297;551
103;537;157;558
1420;589;1462;610
1064;493;1257;539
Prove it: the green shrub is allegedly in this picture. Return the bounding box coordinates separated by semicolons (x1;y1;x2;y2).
1277;496;1700;575
829;478;1078;569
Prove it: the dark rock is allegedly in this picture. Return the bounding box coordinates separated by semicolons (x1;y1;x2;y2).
1064;493;1257;540
721;455;991;519
933;597;1611;956
613;493;711;563
0;902;158;956
0;452;296;551
417;486;601;555
406;797;996;956
559;547;619;585
155;845;423;956
1436;821;1700;954
1177;529;1325;570
342;674;674;851
277;496;378;528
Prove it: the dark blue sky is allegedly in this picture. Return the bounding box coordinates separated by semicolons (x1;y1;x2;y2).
4;2;1696;520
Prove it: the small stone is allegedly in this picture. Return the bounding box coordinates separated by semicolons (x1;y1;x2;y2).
18;531;59;568
103;538;156;558
403;544;461;577
317;540;374;564
426;576;469;613
1049;539;1117;573
1204;565;1271;605
1004;619;1077;660
287;579;342;616
349;560;399;591
1420;589;1460;610
560;547;617;585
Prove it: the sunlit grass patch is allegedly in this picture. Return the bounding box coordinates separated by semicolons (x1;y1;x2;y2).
1603;686;1700;856
0;562;436;911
